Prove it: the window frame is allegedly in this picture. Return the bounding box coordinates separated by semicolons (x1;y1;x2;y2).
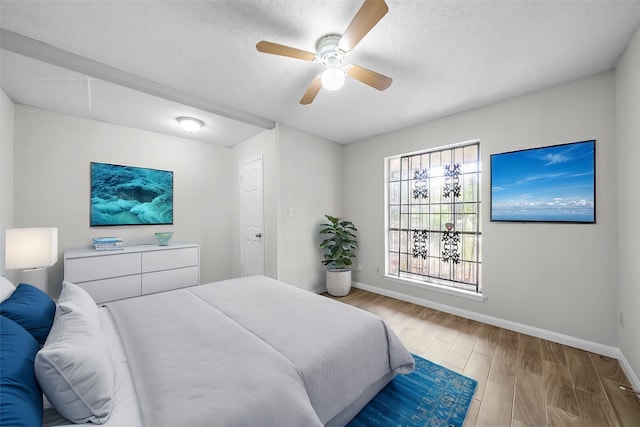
384;139;483;298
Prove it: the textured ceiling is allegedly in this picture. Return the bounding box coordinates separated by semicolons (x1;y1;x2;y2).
1;0;640;146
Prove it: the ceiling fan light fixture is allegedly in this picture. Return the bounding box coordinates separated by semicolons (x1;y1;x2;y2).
256;0;391;105
321;66;346;91
176;116;204;133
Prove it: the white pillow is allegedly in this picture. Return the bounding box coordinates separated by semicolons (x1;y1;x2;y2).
0;275;16;302
58;281;98;322
35;302;114;424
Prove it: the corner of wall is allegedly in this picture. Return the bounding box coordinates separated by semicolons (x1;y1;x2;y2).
615;25;640;392
0;90;15;280
276;124;344;291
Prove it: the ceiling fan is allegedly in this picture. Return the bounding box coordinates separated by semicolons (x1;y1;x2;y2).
256;0;392;105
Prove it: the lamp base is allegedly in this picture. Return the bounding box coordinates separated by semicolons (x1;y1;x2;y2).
21;267;48;294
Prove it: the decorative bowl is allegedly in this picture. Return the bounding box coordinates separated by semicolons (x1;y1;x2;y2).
155;232;173;246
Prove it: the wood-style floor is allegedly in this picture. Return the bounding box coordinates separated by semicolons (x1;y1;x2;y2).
326;288;640;426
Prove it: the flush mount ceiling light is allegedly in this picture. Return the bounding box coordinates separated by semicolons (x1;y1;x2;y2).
176;116;204;133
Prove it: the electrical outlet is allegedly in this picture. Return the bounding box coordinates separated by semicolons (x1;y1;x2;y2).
357;263;363;271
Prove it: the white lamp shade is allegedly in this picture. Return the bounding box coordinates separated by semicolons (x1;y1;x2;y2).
5;227;58;269
321;67;346;91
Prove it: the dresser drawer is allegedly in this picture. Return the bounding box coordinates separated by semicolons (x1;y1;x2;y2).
64;244;199;303
65;252;141;283
77;275;142;304
142;247;198;273
141;266;199;295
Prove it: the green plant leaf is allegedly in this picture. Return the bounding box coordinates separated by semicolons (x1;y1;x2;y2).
319;215;358;269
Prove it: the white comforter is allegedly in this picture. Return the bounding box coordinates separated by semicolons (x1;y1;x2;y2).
99;276;414;426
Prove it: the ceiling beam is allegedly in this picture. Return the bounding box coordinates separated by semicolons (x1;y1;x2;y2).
0;28;275;130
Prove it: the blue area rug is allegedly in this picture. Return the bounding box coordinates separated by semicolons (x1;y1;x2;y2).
347;354;477;427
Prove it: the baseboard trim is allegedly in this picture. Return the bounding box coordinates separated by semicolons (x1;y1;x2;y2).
617;353;640;392
352;281;640;390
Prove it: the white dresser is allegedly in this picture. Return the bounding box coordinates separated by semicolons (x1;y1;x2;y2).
64;243;200;304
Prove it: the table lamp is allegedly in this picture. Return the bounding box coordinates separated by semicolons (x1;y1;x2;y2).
5;227;58;293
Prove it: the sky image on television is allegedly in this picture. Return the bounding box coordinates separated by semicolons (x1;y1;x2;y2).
491;140;595;223
91;162;173;226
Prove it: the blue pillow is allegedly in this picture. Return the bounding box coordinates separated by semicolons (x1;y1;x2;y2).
0;283;55;345
0;315;44;427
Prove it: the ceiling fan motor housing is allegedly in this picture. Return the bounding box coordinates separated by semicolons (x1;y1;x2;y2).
316;34;344;68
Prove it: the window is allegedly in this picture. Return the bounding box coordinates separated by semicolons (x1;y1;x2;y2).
386;141;482;294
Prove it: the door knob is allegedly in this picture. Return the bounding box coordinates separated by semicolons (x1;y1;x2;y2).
255;233;262;238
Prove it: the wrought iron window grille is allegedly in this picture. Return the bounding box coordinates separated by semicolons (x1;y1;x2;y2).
442;225;461;264
386;141;481;293
443;163;462;198
413;168;429;199
412;229;429;259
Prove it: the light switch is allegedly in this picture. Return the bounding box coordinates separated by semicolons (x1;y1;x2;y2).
288;208;294;217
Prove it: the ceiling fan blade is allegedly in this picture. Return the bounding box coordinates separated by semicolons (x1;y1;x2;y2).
338;0;388;53
347;65;392;91
300;76;322;105
256;41;317;61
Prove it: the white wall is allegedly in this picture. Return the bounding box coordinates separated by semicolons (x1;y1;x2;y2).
344;72;618;347
12;106;235;296
8;106;344;297
616;28;640;383
0;90;15;280
231;126;279;279
277;124;344;292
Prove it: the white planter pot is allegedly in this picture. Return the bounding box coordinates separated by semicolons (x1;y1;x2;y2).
326;269;352;296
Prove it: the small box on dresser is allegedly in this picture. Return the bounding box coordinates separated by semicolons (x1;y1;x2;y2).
64;243;200;304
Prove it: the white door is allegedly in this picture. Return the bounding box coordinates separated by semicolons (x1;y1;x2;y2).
240;157;264;276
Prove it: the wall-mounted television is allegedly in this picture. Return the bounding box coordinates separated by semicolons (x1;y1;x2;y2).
90;162;173;226
490;140;595;223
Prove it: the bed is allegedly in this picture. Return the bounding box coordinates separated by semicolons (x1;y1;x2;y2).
0;275;415;427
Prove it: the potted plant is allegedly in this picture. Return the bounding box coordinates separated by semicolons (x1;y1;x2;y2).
319;215;358;296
